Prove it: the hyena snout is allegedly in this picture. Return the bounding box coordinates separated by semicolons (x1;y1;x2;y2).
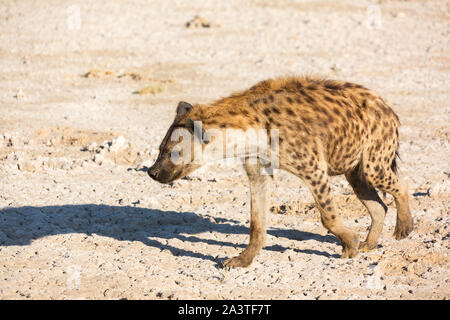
147;163;172;183
147;160;190;184
147;165;159;180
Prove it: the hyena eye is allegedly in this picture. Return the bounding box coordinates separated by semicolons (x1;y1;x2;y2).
185;119;210;144
185;119;195;133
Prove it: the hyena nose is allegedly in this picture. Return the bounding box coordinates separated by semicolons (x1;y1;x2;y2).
147;166;159;180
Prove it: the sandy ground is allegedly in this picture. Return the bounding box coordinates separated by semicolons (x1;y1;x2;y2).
0;0;449;300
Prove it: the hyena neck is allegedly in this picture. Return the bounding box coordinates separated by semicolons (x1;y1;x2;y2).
191;102;258;131
190;103;275;164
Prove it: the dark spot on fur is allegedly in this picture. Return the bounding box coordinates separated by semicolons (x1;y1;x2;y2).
344;82;353;88
346;110;353;118
316;106;328;114
320;118;328;127
324;96;335;103
375;110;381;119
355;108;363;119
305;95;315;104
324;81;343;91
294;121;303;131
362;99;369;109
286;108;295;116
375;142;382;151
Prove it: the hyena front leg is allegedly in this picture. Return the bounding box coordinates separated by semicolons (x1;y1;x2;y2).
222;158;273;268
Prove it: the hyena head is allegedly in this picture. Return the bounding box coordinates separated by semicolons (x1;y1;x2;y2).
148;101;206;184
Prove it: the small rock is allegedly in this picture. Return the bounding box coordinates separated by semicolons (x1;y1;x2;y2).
18;161;36;173
428;181;448;197
109;136;128;152
330;63;340;72
45;138;56;147
93;153;105;165
84;69;116;78
185;16;211;28
3;134;13;147
14;88;25;100
59;158;72;170
147;197;161;208
87;142;97;152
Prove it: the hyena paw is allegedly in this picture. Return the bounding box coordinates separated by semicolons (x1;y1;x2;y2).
340;232;359;258
359;241;377;252
221;255;252;269
394;218;413;240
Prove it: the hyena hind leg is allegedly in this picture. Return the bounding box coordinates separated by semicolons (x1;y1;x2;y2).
345;165;387;252
303;170;359;258
363;162;413;240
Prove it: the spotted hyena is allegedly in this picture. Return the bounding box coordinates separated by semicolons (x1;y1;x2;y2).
148;76;413;268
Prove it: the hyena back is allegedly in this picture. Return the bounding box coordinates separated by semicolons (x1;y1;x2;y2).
148;76;413;268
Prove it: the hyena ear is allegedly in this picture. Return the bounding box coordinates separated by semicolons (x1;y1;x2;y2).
176;101;193;116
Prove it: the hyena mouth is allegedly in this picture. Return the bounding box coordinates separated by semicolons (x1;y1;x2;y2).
148;165;183;184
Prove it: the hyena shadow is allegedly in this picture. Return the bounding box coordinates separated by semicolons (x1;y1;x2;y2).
0;204;339;263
